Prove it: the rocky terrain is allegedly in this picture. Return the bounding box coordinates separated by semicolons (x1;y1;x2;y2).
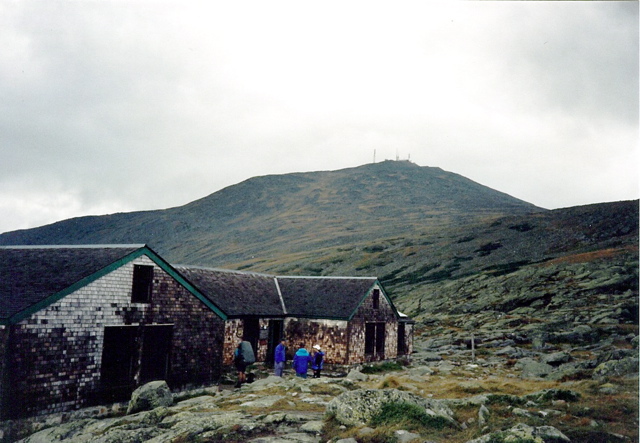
3;324;637;443
2;247;638;441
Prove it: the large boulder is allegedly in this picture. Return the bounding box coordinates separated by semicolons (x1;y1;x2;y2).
127;380;173;414
345;369;368;381
515;358;554;378
326;388;456;428
593;357;639;379
541;351;571;366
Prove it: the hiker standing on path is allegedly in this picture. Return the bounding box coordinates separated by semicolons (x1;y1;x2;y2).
292;343;312;378
274;338;287;377
311;344;325;378
234;338;255;388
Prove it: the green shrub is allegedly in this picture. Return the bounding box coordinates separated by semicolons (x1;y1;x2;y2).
360;361;404;374
485;394;525;406
369;402;452;431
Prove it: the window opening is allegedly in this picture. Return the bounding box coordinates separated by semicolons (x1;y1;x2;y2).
372;288;380;309
132;265;154;303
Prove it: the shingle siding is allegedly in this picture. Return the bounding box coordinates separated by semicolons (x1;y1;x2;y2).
2;255;225;419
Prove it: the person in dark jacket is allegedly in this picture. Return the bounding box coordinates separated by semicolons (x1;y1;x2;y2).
311;344;325;378
274;338;287;377
292;343;312;378
233;338;254;388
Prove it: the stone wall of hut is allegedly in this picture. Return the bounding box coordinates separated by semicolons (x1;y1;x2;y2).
347;284;399;364
284;318;350;365
2;255;225;419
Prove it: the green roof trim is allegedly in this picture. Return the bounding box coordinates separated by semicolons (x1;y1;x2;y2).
143;246;228;320
6;245;227;325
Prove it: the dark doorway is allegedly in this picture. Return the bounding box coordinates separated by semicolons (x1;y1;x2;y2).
375;322;386;354
397;322;406;355
265;320;283;365
101;326;138;402
140;325;173;383
243;319;260;358
365;322;386;360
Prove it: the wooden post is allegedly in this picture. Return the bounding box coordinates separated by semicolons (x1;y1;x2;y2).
471;332;475;363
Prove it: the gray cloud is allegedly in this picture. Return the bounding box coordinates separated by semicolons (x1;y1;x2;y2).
0;1;637;234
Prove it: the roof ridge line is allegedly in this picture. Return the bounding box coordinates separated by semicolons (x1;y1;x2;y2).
273;277;288;315
275;275;377;280
174;265;274;277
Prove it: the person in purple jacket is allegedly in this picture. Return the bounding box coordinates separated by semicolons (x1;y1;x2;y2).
292;343;312;378
311;344;325;378
274;338;287;377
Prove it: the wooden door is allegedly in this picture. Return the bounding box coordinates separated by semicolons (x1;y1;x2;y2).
140;325;173;383
101;326;137;402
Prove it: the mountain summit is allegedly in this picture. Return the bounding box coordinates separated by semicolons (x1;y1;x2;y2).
0;161;541;266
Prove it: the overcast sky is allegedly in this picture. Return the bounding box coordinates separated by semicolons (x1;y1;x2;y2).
0;1;637;234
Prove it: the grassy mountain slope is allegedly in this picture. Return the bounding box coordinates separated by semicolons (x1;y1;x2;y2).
0;161;541;266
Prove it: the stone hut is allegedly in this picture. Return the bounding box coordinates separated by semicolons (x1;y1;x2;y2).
175;267;414;367
0;245;226;419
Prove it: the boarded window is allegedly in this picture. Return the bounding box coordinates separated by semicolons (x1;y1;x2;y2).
365;322;385;356
132;265;154;303
372;289;380;309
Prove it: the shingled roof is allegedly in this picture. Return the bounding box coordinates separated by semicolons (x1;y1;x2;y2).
175;266;284;317
175;266;393;321
0;245;227;325
276;276;380;319
0;245;144;324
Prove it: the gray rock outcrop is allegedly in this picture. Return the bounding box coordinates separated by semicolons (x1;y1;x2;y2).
326;388;457;427
466;422;570;443
126;380;173;415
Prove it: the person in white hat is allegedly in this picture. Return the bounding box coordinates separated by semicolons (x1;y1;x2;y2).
311;344;325;378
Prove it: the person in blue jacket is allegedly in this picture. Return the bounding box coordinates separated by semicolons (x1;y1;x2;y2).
311;344;325;378
292;343;312;378
274;338;287;377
